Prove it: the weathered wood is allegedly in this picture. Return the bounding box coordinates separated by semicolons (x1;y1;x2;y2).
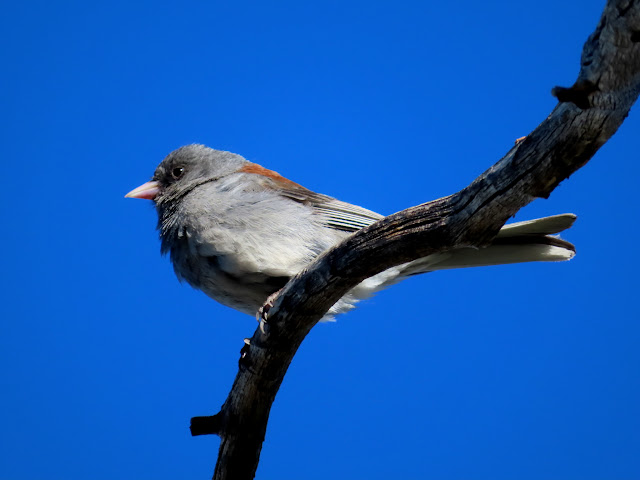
200;1;640;478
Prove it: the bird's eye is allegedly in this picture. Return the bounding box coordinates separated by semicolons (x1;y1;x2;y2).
171;167;185;179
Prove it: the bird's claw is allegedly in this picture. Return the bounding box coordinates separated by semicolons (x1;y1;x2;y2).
239;338;252;366
259;316;269;335
256;290;281;335
257;300;273;335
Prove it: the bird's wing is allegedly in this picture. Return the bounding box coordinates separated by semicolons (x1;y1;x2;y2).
308;196;383;232
276;186;383;232
244;164;384;232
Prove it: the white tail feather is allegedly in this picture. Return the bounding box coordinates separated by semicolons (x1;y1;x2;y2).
324;214;577;320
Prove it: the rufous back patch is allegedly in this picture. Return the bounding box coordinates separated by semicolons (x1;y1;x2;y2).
239;163;305;189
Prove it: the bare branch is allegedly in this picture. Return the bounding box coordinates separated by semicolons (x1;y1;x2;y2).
201;1;640;478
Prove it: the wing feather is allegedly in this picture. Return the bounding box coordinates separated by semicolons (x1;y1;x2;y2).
245;166;384;232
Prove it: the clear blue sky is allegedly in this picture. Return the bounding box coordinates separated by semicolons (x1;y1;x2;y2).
1;1;638;479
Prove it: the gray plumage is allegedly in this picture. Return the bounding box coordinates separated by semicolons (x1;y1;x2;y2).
129;144;576;319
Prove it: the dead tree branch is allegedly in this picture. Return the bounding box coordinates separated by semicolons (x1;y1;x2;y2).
193;1;640;478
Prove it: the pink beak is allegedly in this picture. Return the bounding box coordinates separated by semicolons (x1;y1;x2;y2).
125;181;161;200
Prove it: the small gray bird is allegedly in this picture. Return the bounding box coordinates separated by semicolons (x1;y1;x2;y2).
126;144;576;319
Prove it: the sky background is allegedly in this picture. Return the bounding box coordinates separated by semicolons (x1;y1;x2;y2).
1;1;639;479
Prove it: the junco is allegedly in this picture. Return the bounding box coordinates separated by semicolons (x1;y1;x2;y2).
126;144;576;319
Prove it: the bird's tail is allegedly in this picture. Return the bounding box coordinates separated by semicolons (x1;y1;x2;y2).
326;214;577;319
398;213;576;276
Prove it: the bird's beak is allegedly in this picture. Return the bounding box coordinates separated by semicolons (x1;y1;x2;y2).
125;181;161;200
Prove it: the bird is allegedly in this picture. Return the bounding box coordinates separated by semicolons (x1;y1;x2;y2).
126;144;576;320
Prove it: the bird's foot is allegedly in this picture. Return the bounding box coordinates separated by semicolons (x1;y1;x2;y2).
256;290;281;334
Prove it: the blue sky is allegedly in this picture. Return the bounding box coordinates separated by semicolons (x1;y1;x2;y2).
2;1;639;479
